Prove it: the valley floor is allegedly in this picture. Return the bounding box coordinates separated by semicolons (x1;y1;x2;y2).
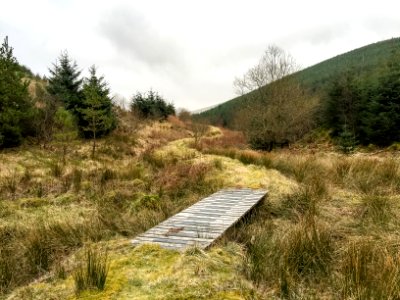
1;121;400;299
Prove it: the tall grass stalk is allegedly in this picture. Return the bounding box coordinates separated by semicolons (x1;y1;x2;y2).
73;248;109;293
341;240;400;299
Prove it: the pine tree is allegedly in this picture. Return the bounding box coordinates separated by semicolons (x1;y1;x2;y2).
360;49;400;146
325;71;362;138
47;51;82;113
0;36;33;148
80;66;116;157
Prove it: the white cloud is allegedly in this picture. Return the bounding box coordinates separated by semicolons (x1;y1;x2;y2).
1;0;399;110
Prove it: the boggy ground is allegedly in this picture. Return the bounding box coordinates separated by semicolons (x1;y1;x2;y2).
1;119;400;299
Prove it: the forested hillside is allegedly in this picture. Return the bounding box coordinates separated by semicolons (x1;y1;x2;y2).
197;37;400;130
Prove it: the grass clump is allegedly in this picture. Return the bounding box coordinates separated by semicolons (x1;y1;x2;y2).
119;163;145;180
340;240;400;299
1;170;18;198
73;247;109;293
244;229;276;284
333;157;400;194
0;248;13;294
212;158;223;170
280;183;326;218
281;218;333;278
100;168;116;186
72;168;83;192
360;195;393;226
242;218;333;297
236;150;262;165
49;161;63;178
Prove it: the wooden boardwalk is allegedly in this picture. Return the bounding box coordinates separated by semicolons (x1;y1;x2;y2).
131;188;268;250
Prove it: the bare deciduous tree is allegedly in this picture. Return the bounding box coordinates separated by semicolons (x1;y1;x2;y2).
234;45;298;97
177;108;192;122
233;45;318;150
191;122;208;148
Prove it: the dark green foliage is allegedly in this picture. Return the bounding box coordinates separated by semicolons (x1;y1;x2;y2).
359;49;400;146
14;63;34;78
47;51;82;113
325;71;362;137
327;47;400;146
337;125;357;154
81;66;116;136
0;36;33;148
130;90;175;120
80;66;116;157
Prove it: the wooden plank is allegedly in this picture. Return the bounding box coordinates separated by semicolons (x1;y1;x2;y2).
141;228;221;239
133;234;213;243
131;188;267;251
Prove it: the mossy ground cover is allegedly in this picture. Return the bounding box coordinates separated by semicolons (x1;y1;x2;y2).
8;242;255;300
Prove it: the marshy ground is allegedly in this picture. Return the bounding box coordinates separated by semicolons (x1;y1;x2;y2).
1;117;400;299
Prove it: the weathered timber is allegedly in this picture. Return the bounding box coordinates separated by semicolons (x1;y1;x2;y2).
131;188;267;250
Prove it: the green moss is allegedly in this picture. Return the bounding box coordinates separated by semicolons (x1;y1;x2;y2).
8;242;256;299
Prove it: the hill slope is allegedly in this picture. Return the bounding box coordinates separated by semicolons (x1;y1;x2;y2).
197;37;400;127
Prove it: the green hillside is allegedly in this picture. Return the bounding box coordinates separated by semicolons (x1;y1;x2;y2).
197;37;400;127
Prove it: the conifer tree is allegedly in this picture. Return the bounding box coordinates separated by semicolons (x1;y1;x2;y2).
130;90;175;120
80;66;116;157
47;51;82;113
0;36;33;148
325;71;362;138
362;50;400;145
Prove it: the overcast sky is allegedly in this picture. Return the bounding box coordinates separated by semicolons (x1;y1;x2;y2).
1;0;399;110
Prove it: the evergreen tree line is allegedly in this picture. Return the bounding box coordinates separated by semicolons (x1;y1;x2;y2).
325;49;400;147
130;90;175;120
0;36;175;150
0;36;116;149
